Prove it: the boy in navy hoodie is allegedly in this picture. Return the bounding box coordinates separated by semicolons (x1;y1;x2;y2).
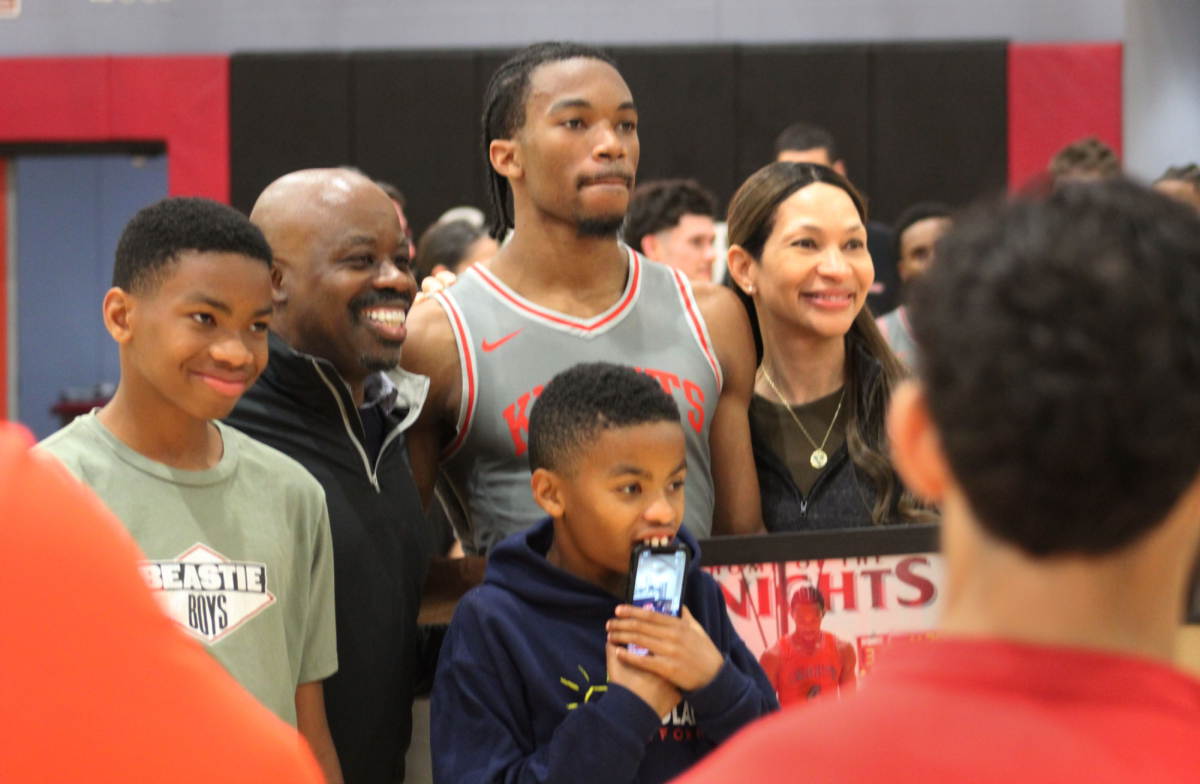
431;363;777;784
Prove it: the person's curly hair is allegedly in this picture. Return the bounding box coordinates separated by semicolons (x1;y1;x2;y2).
909;180;1200;555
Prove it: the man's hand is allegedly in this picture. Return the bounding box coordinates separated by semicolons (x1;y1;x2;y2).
606;641;681;718
606;606;725;692
412;269;458;305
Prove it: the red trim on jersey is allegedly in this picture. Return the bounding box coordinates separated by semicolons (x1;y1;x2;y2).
672;268;722;391
436;292;476;459
472;252;642;333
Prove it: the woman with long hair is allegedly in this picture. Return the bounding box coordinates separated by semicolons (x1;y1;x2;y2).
726;162;928;530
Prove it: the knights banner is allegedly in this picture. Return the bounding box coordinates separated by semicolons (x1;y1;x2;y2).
703;553;944;709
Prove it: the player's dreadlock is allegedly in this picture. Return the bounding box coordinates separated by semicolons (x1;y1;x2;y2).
481;42;617;241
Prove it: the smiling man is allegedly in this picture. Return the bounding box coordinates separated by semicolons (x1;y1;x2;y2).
403;42;763;557
225;169;432;784
37;198;342;782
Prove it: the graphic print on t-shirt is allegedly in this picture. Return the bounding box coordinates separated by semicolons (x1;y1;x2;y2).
137;543;276;644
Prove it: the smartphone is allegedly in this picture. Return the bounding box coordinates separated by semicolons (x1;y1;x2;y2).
624;542;690;656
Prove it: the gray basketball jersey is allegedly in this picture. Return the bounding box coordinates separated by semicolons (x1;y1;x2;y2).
433;249;723;555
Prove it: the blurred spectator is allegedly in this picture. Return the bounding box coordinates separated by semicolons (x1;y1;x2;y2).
775;122;901;316
726;162;927;531
774;123;846;174
437;205;487;229
1154;164;1200;214
415;218;499;281
377;180;417;258
876;202;953;366
624;179;719;282
0;423;324;784
1048;136;1121;185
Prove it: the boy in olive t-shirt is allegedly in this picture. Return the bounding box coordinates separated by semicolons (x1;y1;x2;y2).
37;199;343;784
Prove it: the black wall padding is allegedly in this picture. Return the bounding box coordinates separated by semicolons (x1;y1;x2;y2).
869;42;1008;224
230;54;353;215
612;47;739;211
354;52;480;238
229;43;1010;234
734;46;872;202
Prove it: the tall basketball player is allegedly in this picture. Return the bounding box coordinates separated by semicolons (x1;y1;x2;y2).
402;42;764;554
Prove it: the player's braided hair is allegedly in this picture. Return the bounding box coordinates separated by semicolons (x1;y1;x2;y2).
481;42;617;241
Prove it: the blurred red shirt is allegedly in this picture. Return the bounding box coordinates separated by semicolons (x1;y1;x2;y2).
0;423;324;784
674;637;1200;783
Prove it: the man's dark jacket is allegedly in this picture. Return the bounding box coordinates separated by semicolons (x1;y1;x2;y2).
226;333;431;784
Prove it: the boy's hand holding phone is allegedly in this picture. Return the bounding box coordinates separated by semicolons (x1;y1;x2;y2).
607;605;726;692
606;641;681;718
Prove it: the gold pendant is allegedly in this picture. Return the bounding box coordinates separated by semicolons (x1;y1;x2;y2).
810;449;828;469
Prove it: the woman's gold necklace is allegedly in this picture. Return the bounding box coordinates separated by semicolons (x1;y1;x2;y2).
760;365;846;469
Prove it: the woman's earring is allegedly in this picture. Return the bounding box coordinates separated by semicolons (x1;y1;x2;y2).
745;285;755;294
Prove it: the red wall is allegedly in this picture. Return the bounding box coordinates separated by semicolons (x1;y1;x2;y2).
0;56;230;201
1008;42;1123;190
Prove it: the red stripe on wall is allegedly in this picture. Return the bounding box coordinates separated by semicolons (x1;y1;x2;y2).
1008;43;1123;191
0;56;230;202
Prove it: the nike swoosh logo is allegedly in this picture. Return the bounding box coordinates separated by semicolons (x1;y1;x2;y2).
482;329;523;353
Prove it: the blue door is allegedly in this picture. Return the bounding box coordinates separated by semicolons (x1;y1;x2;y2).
13;154;168;439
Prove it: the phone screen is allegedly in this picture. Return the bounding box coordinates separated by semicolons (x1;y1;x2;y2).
628;548;687;655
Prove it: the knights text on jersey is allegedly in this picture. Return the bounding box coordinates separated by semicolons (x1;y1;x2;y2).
433;249;722;554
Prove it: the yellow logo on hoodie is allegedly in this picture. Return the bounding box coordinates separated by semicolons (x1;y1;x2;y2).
560;665;608;709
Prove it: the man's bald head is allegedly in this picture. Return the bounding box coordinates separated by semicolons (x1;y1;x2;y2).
250;168;417;400
251;169;392;251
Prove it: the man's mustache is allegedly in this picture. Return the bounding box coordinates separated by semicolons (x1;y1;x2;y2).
348;290;411;316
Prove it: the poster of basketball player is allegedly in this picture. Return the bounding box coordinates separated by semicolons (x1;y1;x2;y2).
758;584;857;706
704;554;944;707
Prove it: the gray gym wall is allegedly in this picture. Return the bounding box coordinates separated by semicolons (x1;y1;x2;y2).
0;0;1123;55
1123;0;1200;181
